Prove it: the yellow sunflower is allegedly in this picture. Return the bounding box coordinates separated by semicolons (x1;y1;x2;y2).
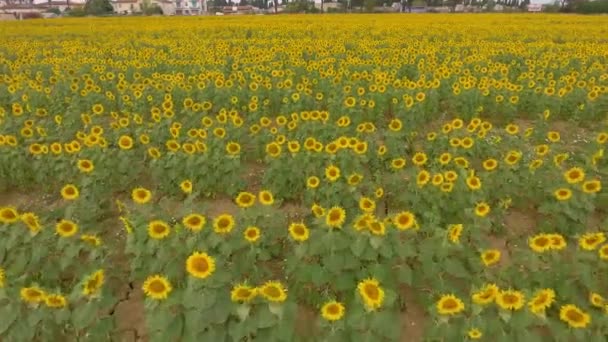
474;202;491;217
83;270;105;296
182;213;206;232
589;292;604;308
0;206;20;224
467;328;482;340
20;286;46;304
307;176;320;189
236;191;256;208
482;159;498;171
244;226;261;243
186;251;216;279
554;188;572;201
394;211;416;230
579;232;606;251
559;304;591;328
213;214;235;234
230;284;257;303
60;184;79;200
359;197;376;213
599;244;608;260
326;206;346;228
142;275;172;300
77;159;94;173
416;170;430;187
20;212;41;234
412;152;428;166
466;175;482;191
357;278;385;311
259;281;287;303
528;289;556;315
148;220;171;240
180;179;193;194
325;165;341;182
288;222;309;242
45;294;68;308
447;224;463;244
549;233;567;250
312;203;325;218
582;180;601;194
436;294;465;315
0;267;5;288
481;249;501;267
321;300;346;321
56;219;79;238
564;167;585;184
529;234;552;253
80;234;102;247
131;187;152;204
258;190;274;205
496;289;525;311
472;283;499;305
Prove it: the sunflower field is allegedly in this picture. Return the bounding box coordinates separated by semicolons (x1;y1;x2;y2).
0;13;607;341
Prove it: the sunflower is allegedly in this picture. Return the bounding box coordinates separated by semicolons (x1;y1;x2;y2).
326;206;346;229
564;167;585;184
466;176;481;191
504;151;522;165
56;219;79;238
226;142;241;155
472;283;499;305
259;281;287;303
118;135;134;150
312;203;325;218
131;187;152;204
417;170;430;187
182;213;206;232
496;290;525;311
325;165;341;182
548;233;567;250
359;197;376;213
474;202;490;217
58;184;80;200
547;131;561;142
357;278;385;311
236;192;256;208
582;180;601;194
597;132;608;144
179;179;193;194
388;118;402;132
438;152;452;165
148;220;171;240
258;190;274;205
244;226;261;242
453;157;469;168
528;289;556;315
578;232;606;251
142;275;172;300
45;294;68;308
391;158;406;170
481;249;500;266
394;211;416;230
482;159;498;171
77;159;95;173
186;251;216;279
307;176;320;189
589;292;604;308
529;234;552;253
210;214;234;234
231;284;257;303
598;244;608;260
82;270;105;296
535;144;550;156
321;300;346;321
444;170;458;182
288;222;309;242
505;124;519;135
461;137;474;149
80;234;102;247
0;206;19;224
412;152;428;166
554;188;572;201
0;267;5;288
559;304;591;328
266;142;282;157
447;224;463;244
375;187;384;198
368;220;386;236
21;213;42;234
20;286;46;304
347;173;363;186
436;294;465;315
467;328;482;340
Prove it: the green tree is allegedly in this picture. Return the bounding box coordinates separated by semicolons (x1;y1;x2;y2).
84;0;113;15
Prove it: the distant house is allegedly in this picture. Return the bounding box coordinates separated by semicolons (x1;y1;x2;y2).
111;0;174;14
35;1;84;12
221;5;255;14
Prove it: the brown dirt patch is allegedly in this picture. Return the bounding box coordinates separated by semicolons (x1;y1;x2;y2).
114;287;147;342
399;285;427;342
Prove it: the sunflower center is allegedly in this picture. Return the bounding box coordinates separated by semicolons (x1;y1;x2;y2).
566;309;584;322
503;294;518;304
191;257;209;273
533;294;547;306
2;211;17;220
363;284;379;300
149;280;166;293
329;211;341;221
326;304;340;315
264;286;281;298
60;223;74;233
153;224;167;234
247;229;258;238
293;226;305;236
585;237;598;245
27;289;42;298
218;218;230;228
187;217;201;226
237;288;251;298
569;171;580;179
442;298;458;310
535;237;549;247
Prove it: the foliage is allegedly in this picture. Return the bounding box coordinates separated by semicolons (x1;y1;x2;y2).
577;0;608;13
84;0;113;15
0;14;607;341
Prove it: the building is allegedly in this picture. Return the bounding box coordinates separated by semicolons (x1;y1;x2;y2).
174;0;203;15
111;0;175;14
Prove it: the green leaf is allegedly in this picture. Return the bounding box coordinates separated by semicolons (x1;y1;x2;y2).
0;303;18;334
444;258;469;278
351;236;367;257
257;305;278;329
72;301;97;330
